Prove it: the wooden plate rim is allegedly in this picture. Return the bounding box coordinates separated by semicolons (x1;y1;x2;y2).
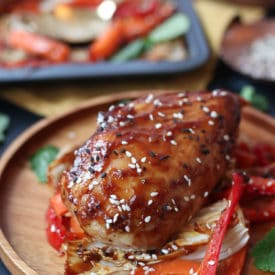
0;90;275;274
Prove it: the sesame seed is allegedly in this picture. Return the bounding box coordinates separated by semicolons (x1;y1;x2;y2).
145;94;154;103
125;151;132;157
109;105;115;111
155;123;162;129
107;116;114;123
223;135;230;141
225;155;231;161
88;179;100;190
208;120;215;126
137;168;143;174
184;196;190;202
148;199;153;206
119;121;126;127
161;249;169;255
128;163;136;169
202;106;210;113
208;260;215;266
196;96;202;101
178;92;186;97
144;216;151;223
184;175;192;186
131;157;137;164
158;112;165;117
153;99;162;106
121;140;128;145
109;198;119;205
196;157;202;164
204;191;209;198
170;140;177;146
125;225;130;232
141;157;147;163
190;194;196;200
171;244;178;250
210;111;218;118
212;90;219;96
166;131;173;136
149;114;154;121
165;205;173;211
106;219;113;224
173;112;184;119
127;114;134;119
151;192;159;197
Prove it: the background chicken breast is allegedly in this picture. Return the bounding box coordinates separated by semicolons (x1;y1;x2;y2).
61;90;241;250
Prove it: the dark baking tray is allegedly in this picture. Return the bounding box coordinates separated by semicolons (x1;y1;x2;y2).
0;0;210;82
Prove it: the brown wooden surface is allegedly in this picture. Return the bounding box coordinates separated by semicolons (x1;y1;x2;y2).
0;91;274;275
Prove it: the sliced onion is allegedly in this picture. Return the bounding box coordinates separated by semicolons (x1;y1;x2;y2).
181;209;249;262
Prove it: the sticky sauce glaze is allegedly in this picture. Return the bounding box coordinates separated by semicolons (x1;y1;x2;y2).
61;90;241;250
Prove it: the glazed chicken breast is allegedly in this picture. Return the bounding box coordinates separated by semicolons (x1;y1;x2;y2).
60;90;241;250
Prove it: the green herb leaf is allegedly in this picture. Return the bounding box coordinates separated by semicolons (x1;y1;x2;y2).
0;113;10;143
30;145;59;183
111;39;146;62
240;85;269;112
148;13;190;44
251;228;275;272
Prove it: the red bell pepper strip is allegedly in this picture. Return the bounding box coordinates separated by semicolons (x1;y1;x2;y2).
46;207;67;252
66;0;102;8
2;0;40;13
7;30;70;63
89;21;124;61
50;192;68;216
199;173;244;275
242;198;275;223
135;258;200;275
114;0;160;19
246;176;275;196
121;2;175;42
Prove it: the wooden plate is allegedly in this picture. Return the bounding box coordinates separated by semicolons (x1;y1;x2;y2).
0;91;274;275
